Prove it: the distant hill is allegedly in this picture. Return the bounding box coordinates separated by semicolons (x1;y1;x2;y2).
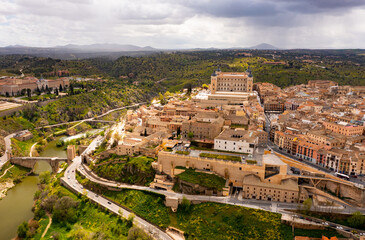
0;44;159;59
247;43;280;50
55;43;157;52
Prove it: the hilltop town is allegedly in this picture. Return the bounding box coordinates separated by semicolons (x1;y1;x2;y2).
1;57;365;239
68;68;365;239
92;68;365;205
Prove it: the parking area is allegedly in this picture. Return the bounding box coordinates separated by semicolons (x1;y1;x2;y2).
0;101;21;111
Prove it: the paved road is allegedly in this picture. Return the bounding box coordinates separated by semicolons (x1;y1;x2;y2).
70;154;365;239
63;157;173;240
79;163;365;212
63;130;173;240
35;102;145;130
0;132;18;168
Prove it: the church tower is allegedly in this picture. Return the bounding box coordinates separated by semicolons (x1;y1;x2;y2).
210;70;218;94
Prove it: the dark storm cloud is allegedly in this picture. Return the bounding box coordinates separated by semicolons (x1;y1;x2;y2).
184;0;280;18
285;0;365;10
184;0;365;18
278;0;365;14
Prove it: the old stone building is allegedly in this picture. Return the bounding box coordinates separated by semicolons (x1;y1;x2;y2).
210;68;253;94
155;151;306;203
323;121;364;136
0;77;69;95
182;116;224;140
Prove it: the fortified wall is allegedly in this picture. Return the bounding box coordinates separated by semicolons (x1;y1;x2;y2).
156;151;288;187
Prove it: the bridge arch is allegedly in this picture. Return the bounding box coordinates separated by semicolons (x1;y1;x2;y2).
10;157;69;173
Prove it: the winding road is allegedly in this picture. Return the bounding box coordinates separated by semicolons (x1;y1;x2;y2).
62;129;173;240
0;133;17;169
63;150;365;239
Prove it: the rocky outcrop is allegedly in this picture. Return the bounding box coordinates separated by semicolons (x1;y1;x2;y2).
94;162;155;186
175;179;224;196
0;180;15;199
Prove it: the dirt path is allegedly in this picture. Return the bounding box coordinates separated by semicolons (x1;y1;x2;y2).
30;142;38;157
41;214;52;239
0;165;13;178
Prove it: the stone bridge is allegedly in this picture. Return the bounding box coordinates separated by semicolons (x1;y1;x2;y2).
10;157;69;173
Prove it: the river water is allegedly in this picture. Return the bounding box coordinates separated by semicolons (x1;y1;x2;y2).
0;138;66;240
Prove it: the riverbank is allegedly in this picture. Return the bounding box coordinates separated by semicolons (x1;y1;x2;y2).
1;127;103;200
0;175;39;240
0;159;52;238
0;180;15;199
20;170;150;240
0;162;31;200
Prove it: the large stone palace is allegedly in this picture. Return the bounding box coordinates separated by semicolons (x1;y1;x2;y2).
0;77;69;96
210;68;253;94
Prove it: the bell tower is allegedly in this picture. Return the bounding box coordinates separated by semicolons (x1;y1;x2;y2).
210;70;218;94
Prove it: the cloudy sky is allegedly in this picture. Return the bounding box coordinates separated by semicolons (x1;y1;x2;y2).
0;0;364;49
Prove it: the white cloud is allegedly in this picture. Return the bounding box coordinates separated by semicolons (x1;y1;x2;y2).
0;0;364;48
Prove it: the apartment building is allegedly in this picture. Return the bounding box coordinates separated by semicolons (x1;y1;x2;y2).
323;121;364;136
274;130;299;155
214;129;257;154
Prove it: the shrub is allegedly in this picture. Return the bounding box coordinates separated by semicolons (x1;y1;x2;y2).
56;140;64;147
176;150;189;155
53;196;79;223
179;197;191;212
246;160;257;164
127;227;153;240
199;153;241;162
348;211;365;229
39;171;51;184
176;168;226;191
17;221;29;238
51;231;60;240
